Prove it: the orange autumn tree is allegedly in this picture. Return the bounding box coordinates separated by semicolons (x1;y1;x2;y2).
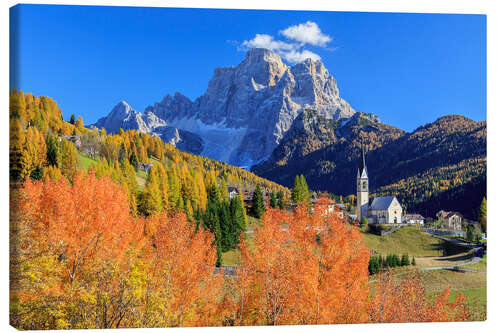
367;271;481;323
11;172;228;330
11;171;143;329
232;198;370;325
135;211;226;328
230;198;481;326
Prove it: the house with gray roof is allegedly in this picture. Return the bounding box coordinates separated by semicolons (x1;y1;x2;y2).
368;196;402;224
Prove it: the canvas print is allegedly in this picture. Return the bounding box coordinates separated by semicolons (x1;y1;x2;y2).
9;4;487;329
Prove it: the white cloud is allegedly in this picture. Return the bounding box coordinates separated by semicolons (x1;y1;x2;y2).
242;34;321;63
280;21;332;47
238;21;332;64
282;49;321;63
242;34;297;52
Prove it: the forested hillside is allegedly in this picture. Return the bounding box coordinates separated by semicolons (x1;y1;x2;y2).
253;114;486;218
9;89;289;265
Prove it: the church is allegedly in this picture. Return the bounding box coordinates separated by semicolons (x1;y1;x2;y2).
356;149;403;224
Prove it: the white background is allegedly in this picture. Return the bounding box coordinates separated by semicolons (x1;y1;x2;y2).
1;0;498;332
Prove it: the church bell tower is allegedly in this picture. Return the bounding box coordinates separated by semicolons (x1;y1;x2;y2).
357;147;369;221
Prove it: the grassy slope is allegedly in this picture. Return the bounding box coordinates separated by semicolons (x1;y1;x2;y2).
361;226;466;257
449;288;487;309
77;152;148;190
389;267;486;311
136;170;147;190
77;152;97;170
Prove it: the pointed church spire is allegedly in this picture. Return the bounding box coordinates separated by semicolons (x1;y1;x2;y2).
358;147;368;178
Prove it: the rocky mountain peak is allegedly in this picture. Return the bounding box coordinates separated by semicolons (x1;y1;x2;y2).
244;48;284;65
235;48;288;87
110;101;135;117
93;100;149;133
93;48;358;168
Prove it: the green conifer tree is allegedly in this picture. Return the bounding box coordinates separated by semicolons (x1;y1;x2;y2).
230;196;246;245
291;175;301;203
129;151;139;170
478;197;487;233
277;190;285;210
270;192;277;208
219;201;232;251
252;184;266;218
46;134;61;167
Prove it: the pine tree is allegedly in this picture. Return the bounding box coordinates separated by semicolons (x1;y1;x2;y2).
46;135;61;167
207;183;220;205
478;197;487;232
291;174;310;205
270;192;277;208
395;254;401;267
466;224;475;242
69;114;75;125
239;191;248;227
252;184;266;218
277;190;285;210
30;165;43;180
220;178;229;203
230;196;246;245
219;201;232;252
299;174;311;207
129;151;139;170
401;253;410;266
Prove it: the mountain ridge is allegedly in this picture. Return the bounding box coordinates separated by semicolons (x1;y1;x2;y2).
91;48;356;167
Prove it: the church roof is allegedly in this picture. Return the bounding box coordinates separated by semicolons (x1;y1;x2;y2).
370;196;398;210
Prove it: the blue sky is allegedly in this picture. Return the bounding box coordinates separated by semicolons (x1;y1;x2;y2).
10;4;486;132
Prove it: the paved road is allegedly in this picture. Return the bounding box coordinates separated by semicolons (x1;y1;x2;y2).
421;235;484;272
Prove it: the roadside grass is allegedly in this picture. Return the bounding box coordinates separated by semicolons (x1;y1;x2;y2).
247;215;261;230
221;249;240;267
77;152;97;170
467;255;487;272
361;226;467;257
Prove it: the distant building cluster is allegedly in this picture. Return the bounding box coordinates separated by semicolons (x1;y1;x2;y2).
354;148;478;232
225;186;272;207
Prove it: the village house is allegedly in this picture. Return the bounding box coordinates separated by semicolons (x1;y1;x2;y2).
403;214;425;225
227;186;239;200
436;210;463;231
138;163;153;173
311;195;347;220
368;196;403;224
59;134;82;149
